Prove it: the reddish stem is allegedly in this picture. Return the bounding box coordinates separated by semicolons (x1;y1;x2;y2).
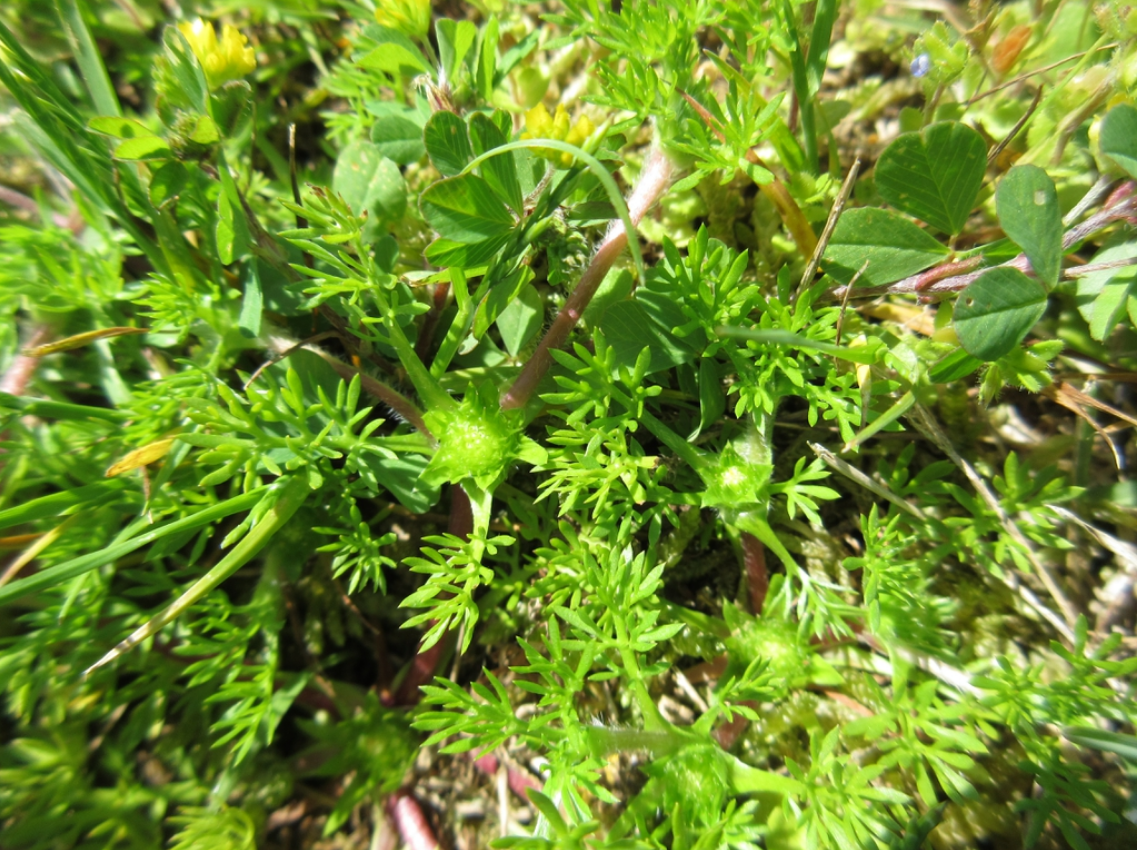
741;532;767;616
833;196;1137;300
472;752;542;799
714;700;760;750
500;147;674;411
1;325;51;397
912;256;982;291
387;790;440;850
318;354;432;440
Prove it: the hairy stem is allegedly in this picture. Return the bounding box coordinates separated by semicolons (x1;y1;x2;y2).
501;147;674;411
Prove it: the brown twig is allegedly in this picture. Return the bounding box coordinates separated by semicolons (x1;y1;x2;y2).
987;86;1044;166
799;157;860;295
966;42;1118;105
244;331;338;389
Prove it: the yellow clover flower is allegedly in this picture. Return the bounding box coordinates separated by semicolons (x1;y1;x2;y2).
177;19;256;90
374;0;432;40
520;104;595;167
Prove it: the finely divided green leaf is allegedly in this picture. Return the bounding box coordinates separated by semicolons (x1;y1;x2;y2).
1064;727;1137;762
953;267;1047;361
823;207;949;287
996;164;1061;287
875;121;986;234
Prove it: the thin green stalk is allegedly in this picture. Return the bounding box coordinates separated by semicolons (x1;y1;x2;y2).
375;288;455;413
85;475;311;674
611;611;668;731
430;266;471;378
0;488;265;606
55;0;122;118
638;410;706;472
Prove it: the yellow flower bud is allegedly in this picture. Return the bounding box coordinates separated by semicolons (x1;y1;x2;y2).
375;0;432;40
521;104;595;167
177;19;256;90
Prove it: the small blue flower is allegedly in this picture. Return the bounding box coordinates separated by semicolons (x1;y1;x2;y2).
910;53;931;78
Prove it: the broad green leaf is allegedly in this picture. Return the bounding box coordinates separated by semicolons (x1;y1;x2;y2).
468;111;522;213
875;121;986;234
187;114;220;146
496;284;544;356
477;15;500;101
358;26;431;75
1100;104;1137;180
215;150;249;266
333;141;407;227
474;267;534;339
823;207;949;287
239;260;263;338
436;18;476;84
58;0;121;118
697;358;726;437
953;267;1047;361
582;268;634;327
149;161;186;207
1076;239;1137;341
217;190;236;264
354;452;440;513
114;136;171;160
420;174;514;243
996;164;1061;287
425;235;510;267
211;80;253;137
161;26;209;113
929;347;983;383
600;300;695;374
88;116;156;139
369;103;426;165
424;110;473;177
